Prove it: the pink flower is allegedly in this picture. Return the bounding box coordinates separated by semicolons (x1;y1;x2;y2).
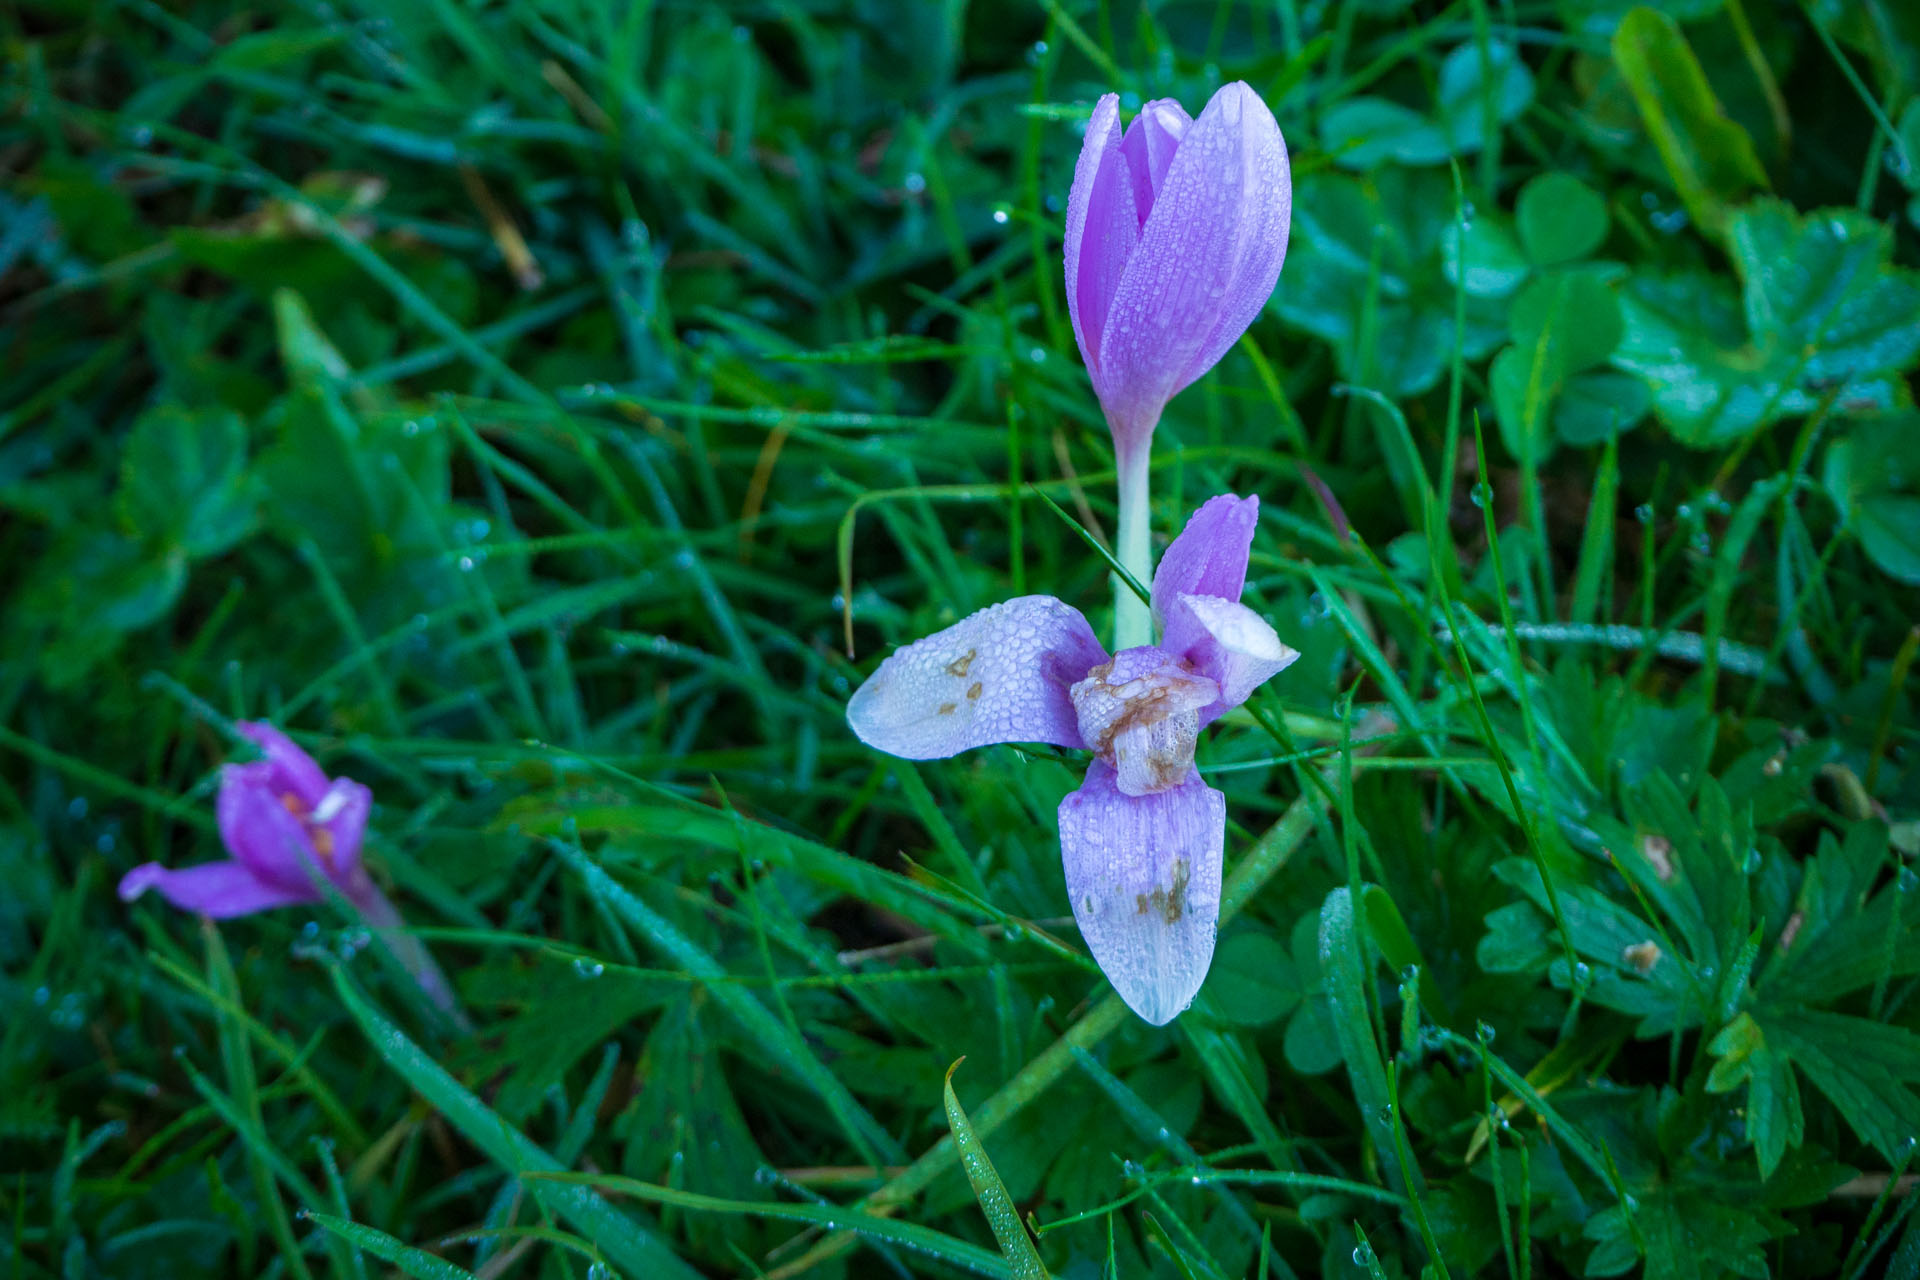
848;496;1298;1023
120;723;378;918
120;723;459;1015
1064;83;1292;464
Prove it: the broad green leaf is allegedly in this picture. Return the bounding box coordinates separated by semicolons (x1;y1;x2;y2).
1611;7;1768;239
1201;929;1300;1027
1274;168;1508;398
1440;213;1530;297
117;405;258;558
1435;40;1535;153
944;1061;1050;1280
1516;173;1609;266
1492;268;1623;463
1320;99;1449;169
1823;414;1920;583
1554;370;1650;445
1764;1008;1920;1162
1616;204;1920;445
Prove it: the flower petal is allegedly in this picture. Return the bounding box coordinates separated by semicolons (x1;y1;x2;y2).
119;859;319;918
1059;760;1225;1025
236;722;331;807
1152;493;1259;626
1173;595;1300;723
217;765;335;892
1070;646;1219;796
1119;99;1191;224
848;596;1107;759
1098;82;1291;423
1063;94;1139;378
309;778;373;876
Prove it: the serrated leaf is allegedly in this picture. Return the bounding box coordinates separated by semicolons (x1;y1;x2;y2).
1617;205;1920;445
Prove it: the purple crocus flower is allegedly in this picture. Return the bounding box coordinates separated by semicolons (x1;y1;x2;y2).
1064;82;1291;650
120;723;457;1013
848;495;1298;1023
121;723;379;918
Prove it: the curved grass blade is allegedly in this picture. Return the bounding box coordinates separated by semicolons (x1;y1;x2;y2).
944;1060;1050;1280
325;965;702;1280
304;1214;479;1280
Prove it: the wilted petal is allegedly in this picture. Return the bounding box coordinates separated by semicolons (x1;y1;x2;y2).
119;860;319;918
1070;646;1219;796
237;722;330;808
1120;99;1191;224
1173;595;1300;722
1152;494;1258;624
1098;82;1291;426
1064;94;1139;377
217;766;335;893
1059;760;1225;1025
848;596;1108;759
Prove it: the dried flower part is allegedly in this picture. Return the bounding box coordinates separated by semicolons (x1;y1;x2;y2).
1065;84;1291;456
1060;760;1225;1025
847;596;1107;758
1070;647;1219;796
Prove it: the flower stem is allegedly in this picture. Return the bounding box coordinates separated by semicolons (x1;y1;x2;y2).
1113;444;1154;651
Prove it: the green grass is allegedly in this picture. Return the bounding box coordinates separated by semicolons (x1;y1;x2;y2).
4;2;1920;1278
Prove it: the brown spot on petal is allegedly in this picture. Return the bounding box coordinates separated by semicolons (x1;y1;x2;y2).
937;703;957;716
281;792;309;817
311;827;336;863
945;649;976;677
1135;859;1191;925
966;682;983;701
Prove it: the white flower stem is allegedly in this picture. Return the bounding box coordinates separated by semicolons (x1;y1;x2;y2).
1113;443;1154;652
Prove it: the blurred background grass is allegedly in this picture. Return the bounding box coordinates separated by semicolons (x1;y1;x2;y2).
3;1;1919;1277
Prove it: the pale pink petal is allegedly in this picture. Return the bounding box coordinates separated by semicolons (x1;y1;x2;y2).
1171;595;1300;724
119;860;319;918
1070;646;1219;796
847;596;1107;759
1059;760;1225;1025
1152;494;1259;625
236;722;330;807
1119;99;1191;224
1063;94;1139;376
1097;82;1291;429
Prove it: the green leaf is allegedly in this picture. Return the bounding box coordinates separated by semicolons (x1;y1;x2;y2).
1823;415;1920;583
1763;1008;1920;1162
1435;40;1535;154
1516;173;1609;266
1320;99;1450;169
1201;929;1300;1027
1554;370;1651;446
1491;267;1623;463
1611;6;1769;239
1616;204;1920;445
1440;214;1531;297
1274;168;1507;397
944;1061;1050;1280
1706;1012;1803;1179
117;405;259;558
1319;888;1396;1181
